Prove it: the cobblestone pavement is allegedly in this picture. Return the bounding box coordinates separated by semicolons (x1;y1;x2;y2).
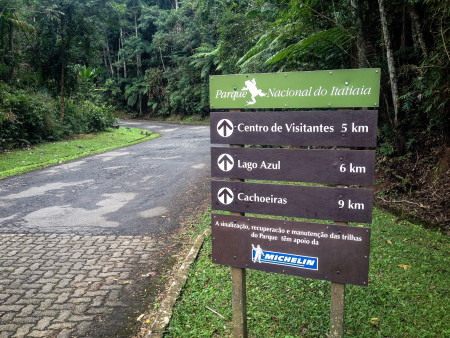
0;233;172;337
0;122;210;337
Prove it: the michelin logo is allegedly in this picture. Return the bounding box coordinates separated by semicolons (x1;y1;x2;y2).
252;244;318;270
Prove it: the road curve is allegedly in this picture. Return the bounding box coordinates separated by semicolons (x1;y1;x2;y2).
0;121;210;336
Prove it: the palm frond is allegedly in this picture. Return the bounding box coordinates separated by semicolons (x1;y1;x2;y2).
267;28;351;66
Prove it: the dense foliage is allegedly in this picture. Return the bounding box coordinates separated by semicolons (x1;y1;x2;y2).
0;0;448;152
0;83;116;149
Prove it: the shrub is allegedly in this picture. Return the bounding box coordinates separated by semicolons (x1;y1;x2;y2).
0;83;117;150
82;101;117;132
57;100;117;136
0;83;58;149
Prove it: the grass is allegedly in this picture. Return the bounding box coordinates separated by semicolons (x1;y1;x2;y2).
0;127;159;179
166;208;449;337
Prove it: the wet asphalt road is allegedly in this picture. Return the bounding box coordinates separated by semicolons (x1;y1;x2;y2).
0;121;210;236
0;121;210;337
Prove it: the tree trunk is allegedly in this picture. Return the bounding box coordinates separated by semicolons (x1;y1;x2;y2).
0;0;12;19
60;58;65;124
117;30;121;79
409;4;428;58
120;27;127;78
135;10;142;116
60;15;65;124
8;9;16;82
158;43;166;72
351;0;367;68
378;0;399;126
103;35;114;76
103;47;109;73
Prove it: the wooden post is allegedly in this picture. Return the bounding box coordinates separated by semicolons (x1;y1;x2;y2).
330;130;348;338
330;282;345;337
330;221;346;338
232;266;247;337
230;204;247;338
229;106;248;337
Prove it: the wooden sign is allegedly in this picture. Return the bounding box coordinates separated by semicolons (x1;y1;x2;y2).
211;110;378;147
212;214;371;286
211;147;376;186
211;180;373;223
209;69;381;109
209;69;380;337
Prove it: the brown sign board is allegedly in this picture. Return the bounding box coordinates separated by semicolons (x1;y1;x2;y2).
211;180;373;223
210;110;378;147
212;214;371;286
211;147;375;186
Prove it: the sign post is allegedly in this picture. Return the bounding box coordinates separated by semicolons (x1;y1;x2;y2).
229;108;248;338
209;69;380;337
331;281;346;337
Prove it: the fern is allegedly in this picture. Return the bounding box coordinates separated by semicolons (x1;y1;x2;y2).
189;43;218;79
267;28;351;68
10;19;35;33
237;33;271;66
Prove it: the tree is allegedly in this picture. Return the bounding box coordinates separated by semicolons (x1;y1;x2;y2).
1;0;447;153
238;1;353;72
0;0;34;83
30;0;105;122
378;0;400;126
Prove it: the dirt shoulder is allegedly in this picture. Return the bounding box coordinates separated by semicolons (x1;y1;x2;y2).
374;145;449;233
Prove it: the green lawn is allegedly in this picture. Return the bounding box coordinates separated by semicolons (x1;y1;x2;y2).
0;127;159;179
166;208;449;337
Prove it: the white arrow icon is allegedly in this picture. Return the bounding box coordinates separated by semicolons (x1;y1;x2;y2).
217;119;234;137
217;187;234;205
217;154;234;172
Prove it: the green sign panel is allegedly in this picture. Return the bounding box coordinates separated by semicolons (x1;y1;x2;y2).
210;68;380;109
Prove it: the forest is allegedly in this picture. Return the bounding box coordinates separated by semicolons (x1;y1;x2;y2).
0;0;448;227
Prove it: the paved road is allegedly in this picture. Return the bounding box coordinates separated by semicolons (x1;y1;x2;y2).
0;121;210;337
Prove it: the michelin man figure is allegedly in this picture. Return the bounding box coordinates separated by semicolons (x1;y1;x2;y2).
252;244;264;263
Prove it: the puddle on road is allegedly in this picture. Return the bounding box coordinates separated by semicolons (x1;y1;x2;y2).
0;214;17;223
139;206;168;218
42;161;87;175
103;166;125;170
1;180;94;199
192;163;206;169
151;156;181;160
23;192;136;229
94;151;131;162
